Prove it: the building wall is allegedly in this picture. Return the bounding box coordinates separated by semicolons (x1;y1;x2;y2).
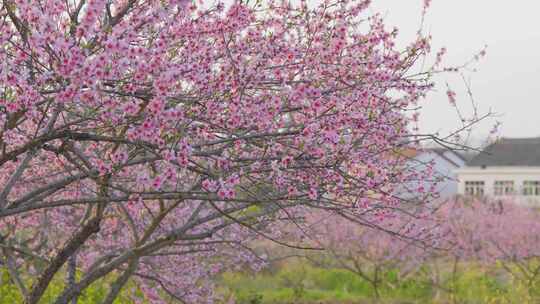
455;166;540;206
442;151;467;168
405;151;462;200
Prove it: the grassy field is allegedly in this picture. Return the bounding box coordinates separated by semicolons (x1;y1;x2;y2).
0;259;538;303
218;259;540;304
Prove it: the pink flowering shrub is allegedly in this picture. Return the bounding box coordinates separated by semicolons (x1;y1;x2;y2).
437;198;540;295
289;208;444;298
280;198;540;300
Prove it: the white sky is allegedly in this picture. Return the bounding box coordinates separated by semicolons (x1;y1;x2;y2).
368;0;540;140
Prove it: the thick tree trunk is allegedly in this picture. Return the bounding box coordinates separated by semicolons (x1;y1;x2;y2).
66;253;77;304
24;216;101;304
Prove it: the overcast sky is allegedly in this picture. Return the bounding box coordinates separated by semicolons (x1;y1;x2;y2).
217;0;540;140
368;0;540;140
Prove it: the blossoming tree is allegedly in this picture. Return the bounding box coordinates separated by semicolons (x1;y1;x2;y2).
295;210;445;299
439;199;540;297
0;0;459;302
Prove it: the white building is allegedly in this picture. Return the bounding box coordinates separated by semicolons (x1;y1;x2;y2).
455;138;540;206
402;148;469;200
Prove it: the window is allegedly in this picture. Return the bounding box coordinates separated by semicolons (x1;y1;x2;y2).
494;181;514;196
523;181;540;196
465;181;484;196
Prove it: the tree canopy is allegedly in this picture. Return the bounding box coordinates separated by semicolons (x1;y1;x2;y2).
0;0;449;303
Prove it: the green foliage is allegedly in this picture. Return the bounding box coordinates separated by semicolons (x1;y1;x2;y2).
0;269;22;303
0;268;137;304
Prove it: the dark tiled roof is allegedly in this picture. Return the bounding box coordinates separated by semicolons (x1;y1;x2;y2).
457;151;477;162
467;137;540;167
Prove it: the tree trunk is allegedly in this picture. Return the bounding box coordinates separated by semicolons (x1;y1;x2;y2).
24;216;101;304
66;253;77;304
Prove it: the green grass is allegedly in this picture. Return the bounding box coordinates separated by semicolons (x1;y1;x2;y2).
1;258;539;303
219;260;540;304
220;262;430;304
